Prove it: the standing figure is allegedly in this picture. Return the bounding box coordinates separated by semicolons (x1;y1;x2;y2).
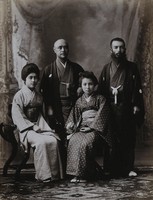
40;39;84;174
12;63;63;182
40;39;84;138
66;71;112;183
98;37;145;177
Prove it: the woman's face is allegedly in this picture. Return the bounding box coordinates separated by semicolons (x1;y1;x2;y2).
25;73;39;90
81;77;95;96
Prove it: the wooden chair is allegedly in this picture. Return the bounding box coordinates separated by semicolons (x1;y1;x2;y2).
0;105;31;180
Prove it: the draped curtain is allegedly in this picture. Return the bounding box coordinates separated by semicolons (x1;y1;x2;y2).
12;0;62;87
11;0;152;137
136;0;153;137
14;0;62;61
0;0;150;168
12;0;142;87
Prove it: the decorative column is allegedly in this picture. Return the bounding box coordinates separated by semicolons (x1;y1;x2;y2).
0;0;17;168
136;0;153;139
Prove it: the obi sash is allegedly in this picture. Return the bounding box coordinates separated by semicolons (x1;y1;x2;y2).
81;109;98;127
24;103;41;122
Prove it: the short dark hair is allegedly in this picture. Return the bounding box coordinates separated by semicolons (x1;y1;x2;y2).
110;37;126;48
21;63;40;81
79;71;98;86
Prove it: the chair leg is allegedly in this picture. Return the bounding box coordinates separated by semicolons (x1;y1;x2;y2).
15;151;30;180
3;139;18;176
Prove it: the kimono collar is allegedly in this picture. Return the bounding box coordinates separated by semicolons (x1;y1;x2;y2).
56;58;67;68
83;93;94;102
60;60;67;68
111;60;120;69
22;84;36;96
22;84;36;94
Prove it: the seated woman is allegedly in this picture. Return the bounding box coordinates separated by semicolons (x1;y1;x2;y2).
11;63;63;182
66;71;112;183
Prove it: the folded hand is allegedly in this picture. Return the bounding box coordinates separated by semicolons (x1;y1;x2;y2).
80;127;91;133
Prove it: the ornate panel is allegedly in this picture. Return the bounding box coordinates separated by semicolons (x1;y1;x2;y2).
0;0;14;168
136;0;153;138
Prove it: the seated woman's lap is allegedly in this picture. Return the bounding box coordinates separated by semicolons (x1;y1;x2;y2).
27;130;57;148
69;131;99;150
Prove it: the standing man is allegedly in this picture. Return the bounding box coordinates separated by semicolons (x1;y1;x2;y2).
40;39;84;173
98;37;144;177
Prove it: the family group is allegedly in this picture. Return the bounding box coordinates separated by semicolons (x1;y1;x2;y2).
11;38;144;183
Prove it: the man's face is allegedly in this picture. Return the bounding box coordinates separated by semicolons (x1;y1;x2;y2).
53;39;69;60
111;40;126;59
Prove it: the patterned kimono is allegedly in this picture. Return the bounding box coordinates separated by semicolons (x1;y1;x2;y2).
12;85;63;181
66;93;112;178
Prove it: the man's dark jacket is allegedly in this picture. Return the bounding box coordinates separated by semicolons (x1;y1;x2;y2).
40;60;84;129
98;60;145;128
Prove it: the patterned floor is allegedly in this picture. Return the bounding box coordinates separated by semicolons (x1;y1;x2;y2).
1;169;153;200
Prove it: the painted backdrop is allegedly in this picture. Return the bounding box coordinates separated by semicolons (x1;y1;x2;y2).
0;0;153;167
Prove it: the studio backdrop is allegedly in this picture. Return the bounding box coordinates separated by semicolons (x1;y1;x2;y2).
0;0;153;167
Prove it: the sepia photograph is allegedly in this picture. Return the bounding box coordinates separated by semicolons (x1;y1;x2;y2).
0;0;153;199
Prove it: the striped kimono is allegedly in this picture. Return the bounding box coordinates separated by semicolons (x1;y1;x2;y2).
66;93;112;179
12;84;63;181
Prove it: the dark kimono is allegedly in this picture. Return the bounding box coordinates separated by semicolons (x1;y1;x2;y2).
98;60;145;175
40;59;84;137
66;93;112;179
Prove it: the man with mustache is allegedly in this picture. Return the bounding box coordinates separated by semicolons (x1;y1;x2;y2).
40;39;84;175
98;37;145;177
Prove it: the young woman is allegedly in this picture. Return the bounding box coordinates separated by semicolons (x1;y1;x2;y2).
66;71;112;183
12;63;63;182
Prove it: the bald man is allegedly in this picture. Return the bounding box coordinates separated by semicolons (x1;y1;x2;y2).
40;39;84;171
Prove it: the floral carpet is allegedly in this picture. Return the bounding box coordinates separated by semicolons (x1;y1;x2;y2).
0;170;153;200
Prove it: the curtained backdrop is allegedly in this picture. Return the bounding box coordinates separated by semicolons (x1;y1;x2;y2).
12;0;141;85
1;0;153;167
11;0;153;136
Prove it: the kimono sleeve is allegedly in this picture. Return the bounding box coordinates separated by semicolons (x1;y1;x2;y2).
89;97;110;133
89;97;112;147
66;99;82;129
132;64;145;126
12;92;34;133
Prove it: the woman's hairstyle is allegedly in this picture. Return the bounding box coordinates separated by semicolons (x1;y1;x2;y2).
21;63;40;81
79;71;98;86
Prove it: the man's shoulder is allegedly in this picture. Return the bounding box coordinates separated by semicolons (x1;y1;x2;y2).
100;62;110;74
42;61;56;74
103;62;111;68
45;61;55;69
126;60;138;72
126;60;137;66
68;60;84;71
